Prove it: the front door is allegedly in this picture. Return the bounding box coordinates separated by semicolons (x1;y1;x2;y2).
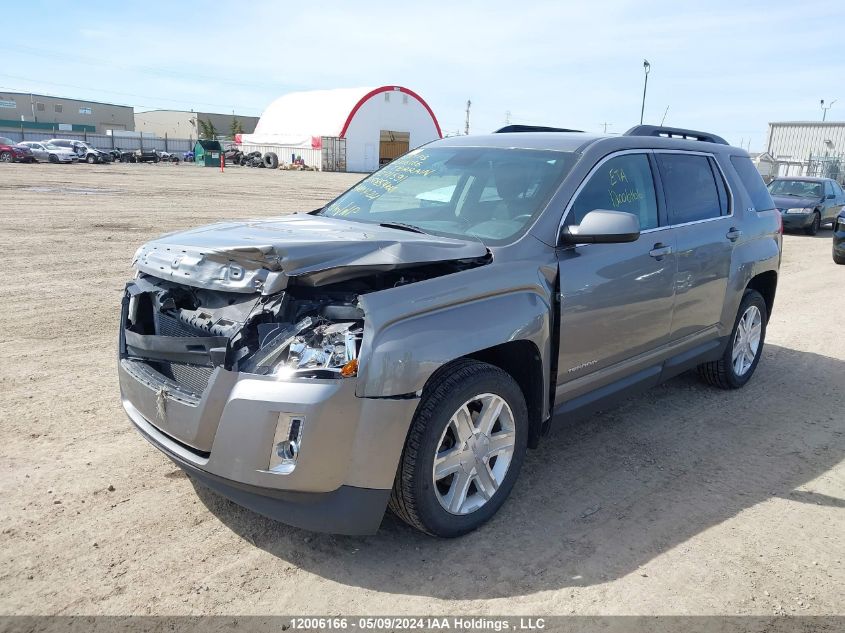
556;152;677;404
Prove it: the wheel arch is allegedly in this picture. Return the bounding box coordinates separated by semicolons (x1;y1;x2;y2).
462;341;546;449
746;270;777;321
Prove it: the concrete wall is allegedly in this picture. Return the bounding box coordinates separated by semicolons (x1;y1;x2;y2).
0;92;134;133
134;110;259;139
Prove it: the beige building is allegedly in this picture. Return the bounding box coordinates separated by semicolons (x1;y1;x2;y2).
134;110;259;140
0;91;134;133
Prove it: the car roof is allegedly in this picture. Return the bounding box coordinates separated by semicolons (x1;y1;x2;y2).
431;131;743;155
771;176;829;182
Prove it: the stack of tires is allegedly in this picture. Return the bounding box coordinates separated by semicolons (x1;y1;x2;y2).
237;151;278;168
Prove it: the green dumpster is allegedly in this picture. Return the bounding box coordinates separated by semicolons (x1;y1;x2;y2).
194;139;222;167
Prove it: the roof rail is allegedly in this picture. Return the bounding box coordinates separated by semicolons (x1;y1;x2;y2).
494;124;584;134
624;125;728;145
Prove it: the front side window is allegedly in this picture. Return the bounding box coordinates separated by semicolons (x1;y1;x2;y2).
319;147;577;244
657;153;722;223
568;153;659;230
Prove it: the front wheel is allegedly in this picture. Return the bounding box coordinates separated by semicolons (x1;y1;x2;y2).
389;360;528;537
698;290;767;389
0;151;11;162
804;212;821;236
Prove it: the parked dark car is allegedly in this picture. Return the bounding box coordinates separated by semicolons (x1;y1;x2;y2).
45;139;112;164
833;209;845;264
0;137;35;163
767;177;845;235
118;148;161;163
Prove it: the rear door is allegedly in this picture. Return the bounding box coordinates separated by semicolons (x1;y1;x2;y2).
655;151;734;341
823;181;839;223
832;181;845;217
556;151;677;404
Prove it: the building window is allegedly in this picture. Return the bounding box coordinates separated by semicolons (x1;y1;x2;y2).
36;102;45;112
384;92;390;102
79;107;92;115
54;104;63;113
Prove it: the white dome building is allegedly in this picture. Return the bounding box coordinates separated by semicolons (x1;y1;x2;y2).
239;85;442;172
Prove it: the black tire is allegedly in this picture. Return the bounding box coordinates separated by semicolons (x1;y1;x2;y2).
86;154;97;164
0;151;11;163
804;212;820;236
263;152;279;169
48;154;59;164
389;360;528;537
834;248;845;265
698;289;768;390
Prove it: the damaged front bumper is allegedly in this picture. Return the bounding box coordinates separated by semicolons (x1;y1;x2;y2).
118;281;419;535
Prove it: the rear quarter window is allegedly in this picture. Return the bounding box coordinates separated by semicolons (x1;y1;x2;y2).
730;156;775;211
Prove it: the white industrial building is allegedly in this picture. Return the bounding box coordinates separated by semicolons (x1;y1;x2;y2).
763;121;845;181
238;85;442;172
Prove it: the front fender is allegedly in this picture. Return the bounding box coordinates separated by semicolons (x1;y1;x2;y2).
356;263;555;405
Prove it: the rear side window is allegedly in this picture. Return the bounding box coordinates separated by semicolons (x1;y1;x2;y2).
568;153;659;230
656;154;722;223
730;156;775;211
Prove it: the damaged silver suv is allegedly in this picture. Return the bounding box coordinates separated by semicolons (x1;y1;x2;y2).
119;125;782;537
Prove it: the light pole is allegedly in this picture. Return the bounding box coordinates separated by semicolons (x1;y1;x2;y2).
640;59;651;125
821;99;836;122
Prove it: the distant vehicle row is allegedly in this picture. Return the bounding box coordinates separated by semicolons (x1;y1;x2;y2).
0;137;192;165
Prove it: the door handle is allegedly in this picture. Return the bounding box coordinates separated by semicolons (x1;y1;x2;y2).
726;227;743;242
648;243;673;260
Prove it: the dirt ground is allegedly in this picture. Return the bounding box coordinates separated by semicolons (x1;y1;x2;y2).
0;162;843;617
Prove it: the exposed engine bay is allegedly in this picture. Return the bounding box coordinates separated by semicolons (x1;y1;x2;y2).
121;260;485;393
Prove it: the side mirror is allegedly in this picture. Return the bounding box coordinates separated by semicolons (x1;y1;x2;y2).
559;209;641;245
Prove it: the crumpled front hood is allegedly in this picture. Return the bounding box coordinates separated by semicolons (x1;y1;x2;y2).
133;214;488;294
771;195;821;210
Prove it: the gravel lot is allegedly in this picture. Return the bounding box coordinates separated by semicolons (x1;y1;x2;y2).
0;162;843;617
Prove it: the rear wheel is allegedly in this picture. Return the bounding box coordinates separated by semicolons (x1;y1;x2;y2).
804;212;821;235
389;360;528;537
834;247;845;265
0;151;11;162
698;290;767;389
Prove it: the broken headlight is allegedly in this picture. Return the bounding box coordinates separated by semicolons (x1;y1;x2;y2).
246;317;362;378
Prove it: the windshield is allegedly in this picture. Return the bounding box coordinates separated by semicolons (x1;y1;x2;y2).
768;179;823;198
317;147;577;243
0;137;14;145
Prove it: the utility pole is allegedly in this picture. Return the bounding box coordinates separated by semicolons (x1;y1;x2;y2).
600;122;612;133
465;100;471;135
660;105;669;126
505;110;511;126
640;59;651;125
821;99;836;122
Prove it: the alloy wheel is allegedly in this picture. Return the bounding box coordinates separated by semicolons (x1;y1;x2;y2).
432;393;516;515
732;305;762;376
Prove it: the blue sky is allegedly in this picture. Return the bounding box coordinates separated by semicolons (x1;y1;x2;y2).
1;0;842;150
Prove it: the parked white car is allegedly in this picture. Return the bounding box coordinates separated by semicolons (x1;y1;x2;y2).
18;141;80;164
